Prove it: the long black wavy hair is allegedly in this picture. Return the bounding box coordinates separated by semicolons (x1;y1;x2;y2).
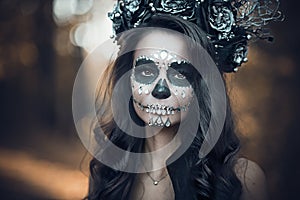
85;14;242;200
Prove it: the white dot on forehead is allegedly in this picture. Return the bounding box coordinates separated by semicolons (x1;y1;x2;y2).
153;53;159;59
167;54;173;60
160;50;168;60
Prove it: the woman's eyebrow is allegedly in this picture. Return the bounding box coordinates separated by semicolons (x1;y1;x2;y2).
134;57;156;66
169;61;194;70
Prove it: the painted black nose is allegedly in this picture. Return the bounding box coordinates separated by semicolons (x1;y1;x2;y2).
151;79;171;99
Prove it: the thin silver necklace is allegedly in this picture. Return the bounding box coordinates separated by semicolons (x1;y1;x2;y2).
145;169;169;186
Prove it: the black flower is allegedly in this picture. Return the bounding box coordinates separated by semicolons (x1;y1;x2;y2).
209;4;235;33
124;0;141;14
232;44;248;65
160;0;194;14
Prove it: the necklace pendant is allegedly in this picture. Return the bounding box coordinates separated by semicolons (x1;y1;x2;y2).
153;180;159;185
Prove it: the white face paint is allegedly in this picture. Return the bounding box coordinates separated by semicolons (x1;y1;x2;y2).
131;31;195;127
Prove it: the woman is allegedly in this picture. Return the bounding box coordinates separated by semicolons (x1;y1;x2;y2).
81;0;280;200
84;1;281;199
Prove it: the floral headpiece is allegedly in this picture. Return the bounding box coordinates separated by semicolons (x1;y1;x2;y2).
108;0;283;72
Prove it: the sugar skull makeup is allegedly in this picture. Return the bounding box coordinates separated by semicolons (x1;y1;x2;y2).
131;49;194;127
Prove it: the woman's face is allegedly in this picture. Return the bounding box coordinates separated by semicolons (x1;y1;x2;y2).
131;31;194;127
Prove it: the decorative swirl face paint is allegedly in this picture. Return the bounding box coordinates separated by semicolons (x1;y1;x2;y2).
131;49;194;127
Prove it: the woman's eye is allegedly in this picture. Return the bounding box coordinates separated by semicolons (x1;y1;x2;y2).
142;70;154;77
174;73;186;79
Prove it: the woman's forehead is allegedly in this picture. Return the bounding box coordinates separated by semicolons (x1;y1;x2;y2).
134;30;190;60
134;49;188;64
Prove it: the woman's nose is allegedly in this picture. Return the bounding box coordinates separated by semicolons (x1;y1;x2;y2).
151;79;171;99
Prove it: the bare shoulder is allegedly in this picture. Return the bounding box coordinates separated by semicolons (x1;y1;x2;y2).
234;158;269;200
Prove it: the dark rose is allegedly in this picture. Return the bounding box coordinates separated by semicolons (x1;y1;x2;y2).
161;0;194;13
209;5;235;33
232;44;248;65
124;0;141;13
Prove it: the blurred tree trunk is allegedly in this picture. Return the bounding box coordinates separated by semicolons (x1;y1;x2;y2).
34;0;56;127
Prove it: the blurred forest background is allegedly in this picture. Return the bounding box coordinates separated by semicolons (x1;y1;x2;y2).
0;0;299;199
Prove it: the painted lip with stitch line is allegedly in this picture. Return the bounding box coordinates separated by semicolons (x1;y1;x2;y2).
133;98;190;115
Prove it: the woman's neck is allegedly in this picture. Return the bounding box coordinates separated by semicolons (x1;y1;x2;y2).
143;125;180;169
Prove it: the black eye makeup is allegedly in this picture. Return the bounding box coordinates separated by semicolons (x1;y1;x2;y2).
132;55;195;87
167;61;194;87
133;58;159;84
